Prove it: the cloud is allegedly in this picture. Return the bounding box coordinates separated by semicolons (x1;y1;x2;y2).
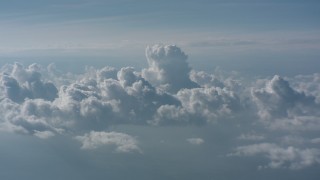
190;70;224;88
251;75;320;131
75;131;141;153
1;44;245;135
0;44;319;172
228;75;320;170
231;143;320;169
0;63;58;102
0;58;184;137
150;86;242;125
290;73;320;103
142;44;199;93
177;87;242;119
33;130;55;139
238;133;265;141
0;97;61;137
187;138;204;145
0;46;280;138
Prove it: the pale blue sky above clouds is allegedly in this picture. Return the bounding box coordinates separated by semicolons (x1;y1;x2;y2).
1;0;319;76
1;0;319;58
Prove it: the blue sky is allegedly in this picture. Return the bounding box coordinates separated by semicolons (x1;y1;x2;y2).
1;1;320;180
1;0;319;61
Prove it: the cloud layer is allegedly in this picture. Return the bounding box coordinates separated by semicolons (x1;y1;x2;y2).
0;44;319;170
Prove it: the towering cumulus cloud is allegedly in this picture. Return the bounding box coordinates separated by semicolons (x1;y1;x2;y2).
0;44;242;137
142;44;199;93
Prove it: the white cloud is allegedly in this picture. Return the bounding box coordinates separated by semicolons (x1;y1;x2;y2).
291;73;320;103
232;143;320;169
0;63;58;102
142;44;199;93
0;44;319;172
190;70;224;88
177;87;241;119
251;75;320;131
0;45;247;134
75;131;141;153
0;97;61;137
33;130;55;139
150;86;243;125
187;138;204;145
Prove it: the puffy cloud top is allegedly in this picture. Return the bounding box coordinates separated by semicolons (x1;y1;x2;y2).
251;75;320;131
0;63;58;102
143;44;199;93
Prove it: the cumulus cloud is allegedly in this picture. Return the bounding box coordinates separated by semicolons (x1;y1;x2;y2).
0;62;185;136
0;44;319;171
75;131;141;153
190;70;224;88
0;97;61;137
1;44;245;137
0;48;309;130
187;138;204;145
151;86;242;125
231;143;320;169
142;44;199;93
235;75;320;170
251;75;320;131
291;73;320;103
0;45;241;136
0;63;58;102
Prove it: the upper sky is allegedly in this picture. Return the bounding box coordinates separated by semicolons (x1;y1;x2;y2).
1;0;319;65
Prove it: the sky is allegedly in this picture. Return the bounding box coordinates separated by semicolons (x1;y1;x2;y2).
1;0;320;75
0;0;320;180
